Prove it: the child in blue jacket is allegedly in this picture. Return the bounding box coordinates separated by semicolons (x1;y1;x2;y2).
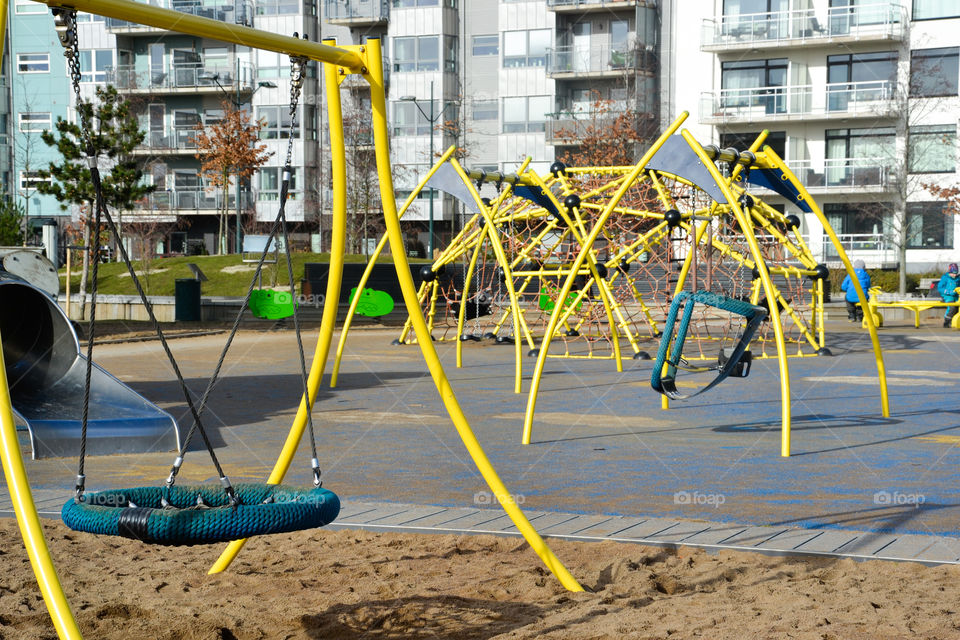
841;259;871;322
938;263;960;327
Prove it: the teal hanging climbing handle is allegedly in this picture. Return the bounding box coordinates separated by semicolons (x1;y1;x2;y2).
651;291;767;400
62;484;340;546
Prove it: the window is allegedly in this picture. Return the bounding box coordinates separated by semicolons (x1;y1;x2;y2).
910;48;959;97
258;106;299;139
444;35;458;73
471;99;498;121
16;53;49;74
913;0;960;20
256;0;301;15
503;96;551;133
825;127;894;185
503;29;551;68
18;171;51;192
393;0;439;6
824;202;891;236
18;112;51;132
392;36;439;72
722;0;788;13
907;202;953;249
908;124;956;173
719;131;786;158
76;12;104;22
827;51;897;109
259;167;299;201
829;0;889;28
392;101;443;135
80;49;114;83
472;35;498;57
720;58;787;112
14;0;45;14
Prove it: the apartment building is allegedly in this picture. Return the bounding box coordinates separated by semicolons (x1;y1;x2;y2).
670;0;960;272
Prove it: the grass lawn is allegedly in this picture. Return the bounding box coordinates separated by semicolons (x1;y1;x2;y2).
59;252;430;297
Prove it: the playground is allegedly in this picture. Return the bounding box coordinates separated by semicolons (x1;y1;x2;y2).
2;319;960;638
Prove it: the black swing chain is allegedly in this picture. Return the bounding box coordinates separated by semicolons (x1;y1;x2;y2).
164;39;324;490
55;8;240;507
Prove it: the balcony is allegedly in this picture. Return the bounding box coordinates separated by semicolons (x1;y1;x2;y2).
132;128;199;156
547;0;647;14
790;157;893;193
110;59;255;95
546;43;656;79
106;0;253;31
323;0;388;25
702;2;905;52
821;233;896;267
134;188;253;215
700;80;897;124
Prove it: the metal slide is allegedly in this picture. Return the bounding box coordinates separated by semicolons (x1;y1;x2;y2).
0;275;179;459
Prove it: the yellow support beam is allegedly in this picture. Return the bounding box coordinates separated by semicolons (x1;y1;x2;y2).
35;0;363;69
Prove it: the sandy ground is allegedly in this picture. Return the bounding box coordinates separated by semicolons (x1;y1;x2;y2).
1;519;959;639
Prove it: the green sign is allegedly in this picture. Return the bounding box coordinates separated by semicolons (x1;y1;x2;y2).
349;287;395;317
249;290;296;319
539;286;582;313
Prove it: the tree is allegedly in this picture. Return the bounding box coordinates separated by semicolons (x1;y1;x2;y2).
552;93;655;168
0;195;24;246
36;85;154;317
192;102;272;255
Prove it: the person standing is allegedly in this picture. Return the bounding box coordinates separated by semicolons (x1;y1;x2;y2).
937;263;960;327
841;259;871;322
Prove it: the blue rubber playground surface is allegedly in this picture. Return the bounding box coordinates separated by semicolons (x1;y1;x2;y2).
6;315;960;558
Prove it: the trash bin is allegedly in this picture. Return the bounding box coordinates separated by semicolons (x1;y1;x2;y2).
175;278;201;322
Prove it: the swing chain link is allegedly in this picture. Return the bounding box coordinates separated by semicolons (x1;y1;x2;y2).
53;8;93;157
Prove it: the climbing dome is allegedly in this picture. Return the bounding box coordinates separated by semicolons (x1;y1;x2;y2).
390;134;829;371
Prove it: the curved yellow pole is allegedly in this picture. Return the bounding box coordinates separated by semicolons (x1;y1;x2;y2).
359;39;581;590
210;42;351;573
522;113;689;445
456;224;489;367
761;148;889;419
0;330;84;639
330;145;458;387
681;130;794;456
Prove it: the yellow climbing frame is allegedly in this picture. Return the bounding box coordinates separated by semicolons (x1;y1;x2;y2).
0;3;585;638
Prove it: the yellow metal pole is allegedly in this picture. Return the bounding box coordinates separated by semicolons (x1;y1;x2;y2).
762;148;889;418
522;113;689;445
362;39;582;591
65;247;72;319
681;129;794;456
0;3;83;635
209;42;350;574
35;0;362;68
330;146;458;387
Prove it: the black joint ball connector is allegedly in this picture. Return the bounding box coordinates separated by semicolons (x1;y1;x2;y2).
810;263;830;281
618;258;631;274
420;265;436;282
785;214;801;230
435;264;446;276
739;194;754;210
481;197;492;207
664;209;682;228
751;267;760;281
595;263;608;279
563;194;581;211
495;267;507;283
550;161;567;177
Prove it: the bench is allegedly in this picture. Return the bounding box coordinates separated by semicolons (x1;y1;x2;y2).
863;286;960;329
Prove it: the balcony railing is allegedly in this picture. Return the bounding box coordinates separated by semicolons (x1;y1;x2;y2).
110;60;255;93
134;128;199;154
791;157;891;190
546;0;648;11
700;80;896;123
546;43;655;76
702;2;905;49
323;0;388;23
107;0;253;29
822;233;893;263
135;188;253;213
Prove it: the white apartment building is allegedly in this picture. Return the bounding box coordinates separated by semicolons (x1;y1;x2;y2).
668;0;960;273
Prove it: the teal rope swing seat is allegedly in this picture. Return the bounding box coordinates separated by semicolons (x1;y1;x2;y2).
62;484;340;546
651;291;767;400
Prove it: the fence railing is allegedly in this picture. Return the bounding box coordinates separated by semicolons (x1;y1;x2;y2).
702;1;905;47
134;189;253;213
790;157;892;189
700;80;896;122
323;0;388;22
107;0;253;28
110;60;255;93
546;43;655;75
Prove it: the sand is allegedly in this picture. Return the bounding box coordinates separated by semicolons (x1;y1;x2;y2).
1;519;959;639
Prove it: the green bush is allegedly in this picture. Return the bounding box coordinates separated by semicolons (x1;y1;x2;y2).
828;268;940;296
